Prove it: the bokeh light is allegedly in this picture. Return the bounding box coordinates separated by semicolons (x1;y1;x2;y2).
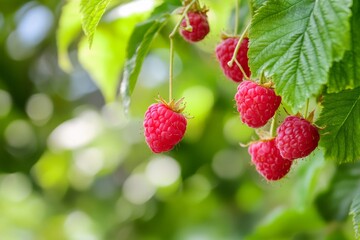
123;173;156;205
4;120;36;149
48;110;102;150
6;3;53;60
212;149;244;179
26;93;53;125
146;155;181;187
0;173;32;202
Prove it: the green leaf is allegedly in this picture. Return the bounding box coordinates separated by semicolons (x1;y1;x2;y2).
250;0;267;13
292;149;327;208
350;192;360;238
249;0;352;111
316;87;360;163
57;0;82;72
80;0;112;47
120;2;181;103
328;0;360;93
78;16;144;102
245;207;324;240
316;162;360;222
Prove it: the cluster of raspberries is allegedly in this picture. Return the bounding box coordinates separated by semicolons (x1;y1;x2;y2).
142;5;320;182
213;22;320;181
235;81;320;181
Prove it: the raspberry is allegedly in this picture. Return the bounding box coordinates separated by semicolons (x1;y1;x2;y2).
180;12;210;42
276;116;320;160
249;139;292;181
215;37;251;82
144;102;187;153
235;81;281;128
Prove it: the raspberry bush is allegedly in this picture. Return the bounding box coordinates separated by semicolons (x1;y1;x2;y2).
51;0;360;239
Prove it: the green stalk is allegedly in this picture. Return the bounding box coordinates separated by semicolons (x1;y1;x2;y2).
168;0;197;102
234;0;239;35
270;113;277;138
304;98;310;119
227;23;251;79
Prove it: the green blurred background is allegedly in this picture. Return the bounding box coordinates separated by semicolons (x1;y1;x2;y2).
0;0;356;239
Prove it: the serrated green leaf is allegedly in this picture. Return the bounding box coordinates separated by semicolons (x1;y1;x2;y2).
250;0;267;13
249;0;352;111
316;87;360;163
350;192;360;239
316;162;360;222
120;2;180;103
80;0;112;47
57;0;82;72
328;0;360;93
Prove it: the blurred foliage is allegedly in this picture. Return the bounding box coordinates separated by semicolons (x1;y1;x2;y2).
0;0;359;239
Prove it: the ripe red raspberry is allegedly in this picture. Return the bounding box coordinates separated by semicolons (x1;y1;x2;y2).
215;37;250;82
144;102;187;153
180;11;210;42
276;116;320;160
235;81;281;128
249;139;292;181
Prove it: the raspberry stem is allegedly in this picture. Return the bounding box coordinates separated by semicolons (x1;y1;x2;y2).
304;98;310;119
169;0;197;102
270;112;277;138
234;0;239;35
169;39;174;102
227;23;251;79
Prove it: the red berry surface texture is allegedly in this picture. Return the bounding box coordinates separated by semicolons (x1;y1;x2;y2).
180;12;210;42
249;139;292;181
235;81;281;128
144;103;187;153
276;116;320;160
215;37;250;82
